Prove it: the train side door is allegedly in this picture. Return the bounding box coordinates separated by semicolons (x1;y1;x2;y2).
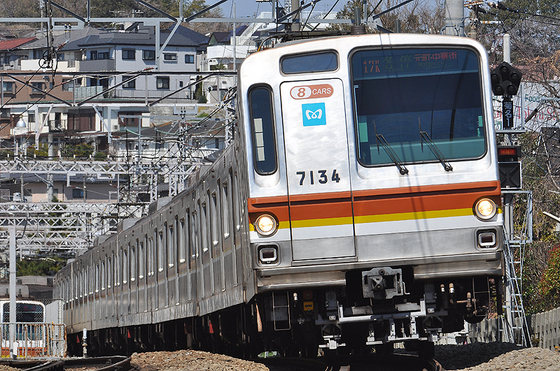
280;79;355;261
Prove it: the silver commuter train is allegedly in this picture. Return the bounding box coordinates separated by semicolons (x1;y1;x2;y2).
54;33;504;358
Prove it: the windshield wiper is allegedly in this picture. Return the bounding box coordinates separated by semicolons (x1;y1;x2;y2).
419;119;453;172
374;126;409;175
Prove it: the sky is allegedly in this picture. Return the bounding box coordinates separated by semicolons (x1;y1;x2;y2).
217;0;360;19
217;0;441;19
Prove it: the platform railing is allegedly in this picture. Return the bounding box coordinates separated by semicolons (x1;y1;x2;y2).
0;323;66;358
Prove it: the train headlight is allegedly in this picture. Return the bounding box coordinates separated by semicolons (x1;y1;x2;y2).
255;214;278;236
474;198;497;220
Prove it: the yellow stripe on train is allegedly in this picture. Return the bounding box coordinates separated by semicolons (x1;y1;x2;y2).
249;207;502;231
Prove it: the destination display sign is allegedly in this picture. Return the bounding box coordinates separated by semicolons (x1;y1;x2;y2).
355;49;470;78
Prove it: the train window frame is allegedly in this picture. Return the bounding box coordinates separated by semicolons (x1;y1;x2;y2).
221;180;230;241
248;85;278;175
211;190;220;253
115;249;120;287
350;45;488;168
280;50;339;74
88;265;93;295
139;238;145;279
123;248;129;285
190;210;198;269
79;270;83;298
168;222;175;268
108;256;113;290
232;171;240;232
1;302;45;323
131;243;136;282
201;200;210;264
95;263;100;293
101;260;106;291
158;228;165;273
179;217;187;264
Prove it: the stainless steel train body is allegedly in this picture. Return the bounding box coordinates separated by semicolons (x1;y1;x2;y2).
54;33;503;357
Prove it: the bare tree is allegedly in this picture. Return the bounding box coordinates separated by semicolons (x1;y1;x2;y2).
332;0;444;34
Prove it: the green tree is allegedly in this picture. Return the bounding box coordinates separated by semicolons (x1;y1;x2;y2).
539;244;560;309
182;0;207;17
17;258;65;276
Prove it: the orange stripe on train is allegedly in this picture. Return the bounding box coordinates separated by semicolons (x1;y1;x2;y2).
248;181;501;223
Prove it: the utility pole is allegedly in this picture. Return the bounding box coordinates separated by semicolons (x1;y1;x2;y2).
444;0;465;36
291;0;300;31
9;227;16;358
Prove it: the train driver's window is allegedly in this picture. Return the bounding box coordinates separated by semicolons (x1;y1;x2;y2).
249;86;277;175
352;47;486;167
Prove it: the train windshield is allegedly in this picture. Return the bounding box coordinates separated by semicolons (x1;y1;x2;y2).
2;302;44;322
351;47;486;167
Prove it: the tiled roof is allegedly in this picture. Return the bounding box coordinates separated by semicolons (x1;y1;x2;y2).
0;37;36;51
20;27;103;50
60;25;206;51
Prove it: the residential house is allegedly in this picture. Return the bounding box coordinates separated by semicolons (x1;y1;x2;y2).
0;37;36;70
1;23;210;158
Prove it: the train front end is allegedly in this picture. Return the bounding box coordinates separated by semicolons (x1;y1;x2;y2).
238;33;503;356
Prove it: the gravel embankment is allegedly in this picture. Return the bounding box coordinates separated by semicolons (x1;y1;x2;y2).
130;343;560;371
1;343;558;371
131;350;269;371
436;342;560;371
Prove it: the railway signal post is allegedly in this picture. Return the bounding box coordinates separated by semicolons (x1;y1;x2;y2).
491;57;530;346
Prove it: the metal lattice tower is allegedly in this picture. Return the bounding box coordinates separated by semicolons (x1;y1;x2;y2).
502;190;533;347
0;114;227;257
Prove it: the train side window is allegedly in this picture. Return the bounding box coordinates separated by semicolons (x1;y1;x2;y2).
233;171;240;232
107;257;112;290
179;217;186;264
148;237;154;276
89;266;93;295
211;191;220;256
95;263;100;293
101;260;106;291
168;223;175;268
249;86;277;175
131;243;136;282
158;229;165;273
85;267;89;295
280;51;338;74
82;269;85;297
114;251;119;288
123;248;129;285
115;249;120;287
221;181;230;241
201;201;210;264
139;239;145;279
78;271;82;298
190;211;198;269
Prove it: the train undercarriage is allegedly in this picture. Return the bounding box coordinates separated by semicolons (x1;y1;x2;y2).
253;267;502;358
68;267;502;359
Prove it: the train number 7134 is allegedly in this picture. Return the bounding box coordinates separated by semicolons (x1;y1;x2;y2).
296;170;341;185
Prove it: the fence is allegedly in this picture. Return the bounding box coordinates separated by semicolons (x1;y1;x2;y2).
532;307;560;350
0;323;66;358
470;307;560;350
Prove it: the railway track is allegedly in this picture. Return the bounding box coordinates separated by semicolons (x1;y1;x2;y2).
0;356;131;371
